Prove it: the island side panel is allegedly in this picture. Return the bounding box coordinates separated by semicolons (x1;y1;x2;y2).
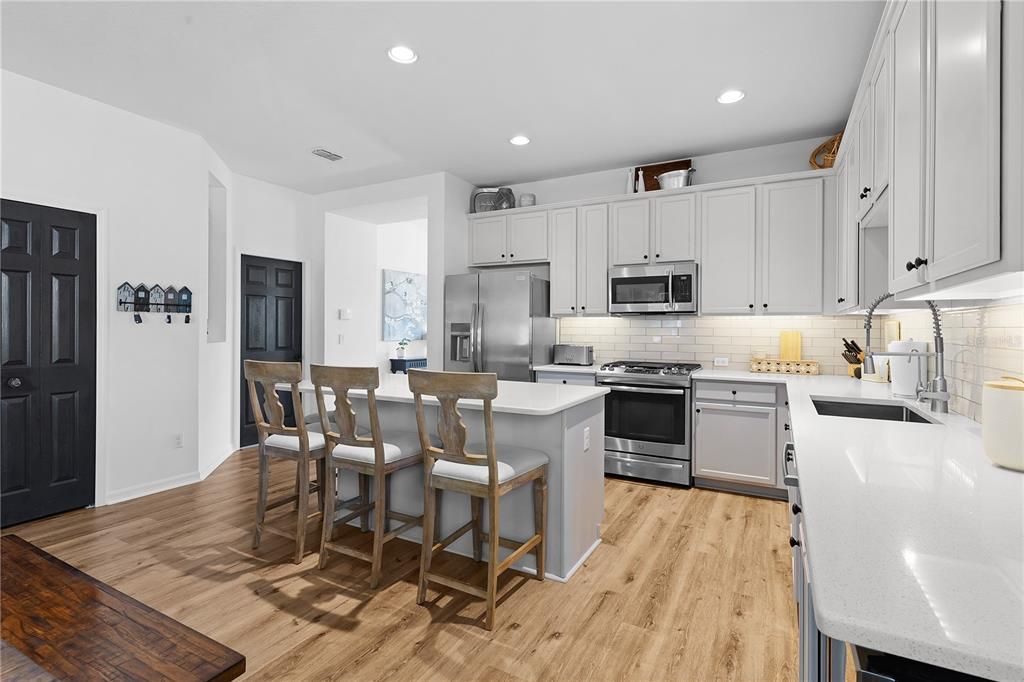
558;397;605;578
341;397;596;581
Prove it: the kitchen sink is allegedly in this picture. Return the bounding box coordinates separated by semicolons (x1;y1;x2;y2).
811;399;937;424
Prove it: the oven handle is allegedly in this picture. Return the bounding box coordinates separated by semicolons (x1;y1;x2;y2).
599;383;688;396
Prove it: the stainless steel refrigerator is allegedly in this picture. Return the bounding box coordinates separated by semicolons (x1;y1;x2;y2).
444;271;555;381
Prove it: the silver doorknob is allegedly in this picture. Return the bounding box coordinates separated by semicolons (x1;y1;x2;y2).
7;377;22;388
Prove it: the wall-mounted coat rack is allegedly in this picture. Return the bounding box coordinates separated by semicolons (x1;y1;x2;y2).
117;282;192;323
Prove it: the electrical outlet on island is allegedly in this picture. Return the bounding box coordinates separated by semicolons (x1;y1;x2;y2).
713;357;729;367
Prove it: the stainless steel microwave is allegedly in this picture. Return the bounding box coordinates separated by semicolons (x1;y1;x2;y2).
607;261;698;314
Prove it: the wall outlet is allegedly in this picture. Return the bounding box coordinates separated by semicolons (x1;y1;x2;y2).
338;308;352;320
173;433;184;449
714;356;729;367
337;333;344;345
583;426;591;451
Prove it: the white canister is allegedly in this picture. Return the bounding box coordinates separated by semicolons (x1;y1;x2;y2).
982;376;1024;471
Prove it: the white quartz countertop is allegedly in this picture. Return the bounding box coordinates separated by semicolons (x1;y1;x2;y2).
287;374;608;417
533;364;600;375
696;369;1024;680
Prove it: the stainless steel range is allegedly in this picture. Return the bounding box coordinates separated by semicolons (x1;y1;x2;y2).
597;360;701;485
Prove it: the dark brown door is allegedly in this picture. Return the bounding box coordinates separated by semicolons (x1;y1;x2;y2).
1;199;97;527
240;255;302;446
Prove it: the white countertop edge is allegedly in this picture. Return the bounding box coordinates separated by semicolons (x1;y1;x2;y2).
282;378;609;417
533;364;600;375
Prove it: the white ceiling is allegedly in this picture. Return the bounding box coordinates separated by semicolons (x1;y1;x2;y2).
1;1;883;194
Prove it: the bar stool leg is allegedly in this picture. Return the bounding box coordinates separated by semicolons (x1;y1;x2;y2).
358;474;370;532
369;473;387;588
294;455;310;564
534;473;547;581
416;479;437;604
315;459;327;513
318;462;337;569
252;445;269;549
485;495;500;631
471;496;483;562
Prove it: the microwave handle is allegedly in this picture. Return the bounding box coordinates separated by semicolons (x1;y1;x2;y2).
667;269;675;311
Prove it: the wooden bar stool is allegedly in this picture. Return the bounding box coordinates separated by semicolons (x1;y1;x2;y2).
408;369;548;631
244;360;327;564
312;365;425;588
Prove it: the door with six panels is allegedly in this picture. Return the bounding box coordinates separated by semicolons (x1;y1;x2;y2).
1;199;97;527
239;255;302;446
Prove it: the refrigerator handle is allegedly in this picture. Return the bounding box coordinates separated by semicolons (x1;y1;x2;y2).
474;303;484;372
470;303;480;372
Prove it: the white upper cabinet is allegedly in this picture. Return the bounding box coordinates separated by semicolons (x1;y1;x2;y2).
578;204;609;315
508;211;549;263
871;35;892;199
927;0;1001;281
549;208;578;315
834;158;854;311
701;187;757;314
609;199;651;265
653;194;697;262
856;96;875;219
759;179;824;315
890;0;927;293
468;215;508;266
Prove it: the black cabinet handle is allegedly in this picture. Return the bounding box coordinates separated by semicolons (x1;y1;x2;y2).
748;304;754;309
789;537;801;548
784;423;791;431
762;303;768;309
695;408;701;414
906;260;916;271
570;306;575;311
792;504;802;515
914;256;928;268
655;253;661;258
501;253;506;258
562;380;567;384
860;186;871;199
509;253;514;258
837;297;845;303
731;390;737;395
643;254;649;260
786;452;794;462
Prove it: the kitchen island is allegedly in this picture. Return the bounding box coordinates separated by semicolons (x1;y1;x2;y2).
289;374;609;581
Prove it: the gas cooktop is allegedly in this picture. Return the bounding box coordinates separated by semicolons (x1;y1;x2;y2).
597;361;702;386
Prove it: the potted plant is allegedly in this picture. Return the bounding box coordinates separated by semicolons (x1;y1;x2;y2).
396;338;410;358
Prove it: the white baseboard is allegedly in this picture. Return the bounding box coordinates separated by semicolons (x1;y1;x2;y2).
198;444;237;479
105;471;201;505
513;537;602;583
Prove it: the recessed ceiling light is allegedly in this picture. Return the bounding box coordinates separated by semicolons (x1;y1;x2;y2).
387;45;418;64
509;135;531;146
717;89;745;104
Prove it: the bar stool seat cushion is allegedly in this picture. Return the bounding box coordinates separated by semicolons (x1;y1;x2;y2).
265;432;327;452
433;444;548;485
330;430;426;465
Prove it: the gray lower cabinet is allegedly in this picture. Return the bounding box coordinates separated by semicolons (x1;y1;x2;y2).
693;401;777;487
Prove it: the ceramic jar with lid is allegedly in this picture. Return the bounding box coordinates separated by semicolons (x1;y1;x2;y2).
982;376;1024;471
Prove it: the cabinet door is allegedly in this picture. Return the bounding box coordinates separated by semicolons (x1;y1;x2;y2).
469;215;508;265
834;160;850;310
508;211;549;263
890;0;927;292
856;97;875;218
759;179;823;315
694;402;777;487
609;199;651;265
578;204;609;315
549;208;578;315
653;194;696;262
700;187;756;314
928;0;1001;281
871;35;892;198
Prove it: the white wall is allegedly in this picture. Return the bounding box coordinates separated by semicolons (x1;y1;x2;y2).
377;219;429;370
1;71;318;500
506;136;832;205
323;213;379;366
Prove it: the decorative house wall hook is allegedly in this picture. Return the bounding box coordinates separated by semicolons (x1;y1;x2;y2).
166;314;172;324
133;313;143;324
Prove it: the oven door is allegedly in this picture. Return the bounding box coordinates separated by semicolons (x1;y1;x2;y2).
602;383;689;459
608;267;673;314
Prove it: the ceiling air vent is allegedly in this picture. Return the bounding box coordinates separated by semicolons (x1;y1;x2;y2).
312;148;343;162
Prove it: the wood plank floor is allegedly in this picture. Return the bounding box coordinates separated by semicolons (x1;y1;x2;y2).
4;450;797;681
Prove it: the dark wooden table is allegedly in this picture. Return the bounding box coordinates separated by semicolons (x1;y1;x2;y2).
1;535;244;681
389;356;427;374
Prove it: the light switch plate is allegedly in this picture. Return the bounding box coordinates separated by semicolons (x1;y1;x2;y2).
714;356;729;367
